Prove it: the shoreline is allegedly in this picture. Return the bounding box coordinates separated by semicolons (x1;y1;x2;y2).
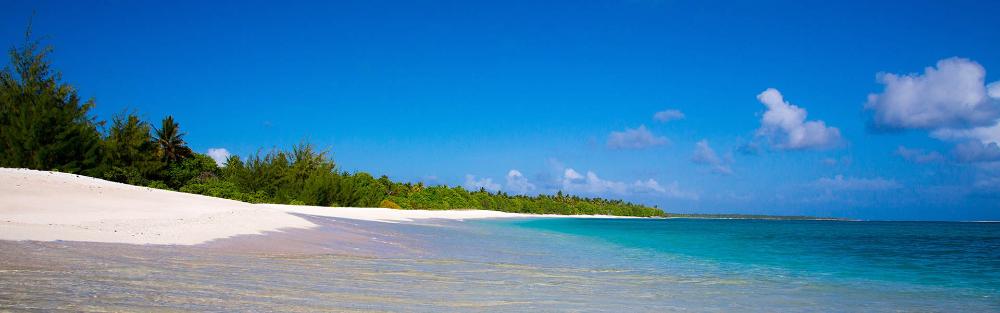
663;216;856;221
0;168;637;246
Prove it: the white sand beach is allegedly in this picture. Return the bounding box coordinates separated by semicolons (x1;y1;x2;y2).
0;168;624;245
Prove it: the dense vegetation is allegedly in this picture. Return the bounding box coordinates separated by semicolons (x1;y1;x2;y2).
661;213;849;221
0;31;666;217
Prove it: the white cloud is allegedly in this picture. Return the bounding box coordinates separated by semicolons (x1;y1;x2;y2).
606;125;669;149
559;167;697;199
632;179;699;200
865;57;1000;130
206;148;231;167
690;139;733;175
756;88;843;150
691;140;721;164
952;141;1000;163
653;109;685;122
464;174;501;192
895;146;945;164
931;122;1000;146
989;81;1000;99
563;168;583;181
864;57;1000;188
631;178;666;193
813;175;902;191
505;169;535;194
561;169;628;194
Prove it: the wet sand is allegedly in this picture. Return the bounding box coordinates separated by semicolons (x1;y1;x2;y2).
199;214;426;257
0;217;669;312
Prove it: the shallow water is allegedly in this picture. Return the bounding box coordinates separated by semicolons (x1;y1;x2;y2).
1;218;998;312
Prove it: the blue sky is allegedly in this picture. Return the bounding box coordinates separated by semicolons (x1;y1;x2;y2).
4;1;1000;220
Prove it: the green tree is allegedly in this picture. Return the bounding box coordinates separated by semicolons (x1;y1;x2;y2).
102;111;162;184
153;115;192;164
163;153;219;189
0;27;103;174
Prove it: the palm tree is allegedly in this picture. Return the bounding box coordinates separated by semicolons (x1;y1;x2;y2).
153;115;192;163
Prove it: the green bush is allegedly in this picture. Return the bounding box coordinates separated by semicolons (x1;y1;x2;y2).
103;166;147;186
388;186;665;217
213;143;390;208
180;178;271;203
146;180;171;190
379;199;401;209
163;153;219;189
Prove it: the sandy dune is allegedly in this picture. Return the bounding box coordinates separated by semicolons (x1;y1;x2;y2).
0;168;619;245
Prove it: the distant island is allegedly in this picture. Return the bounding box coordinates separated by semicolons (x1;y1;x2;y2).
662;213;851;221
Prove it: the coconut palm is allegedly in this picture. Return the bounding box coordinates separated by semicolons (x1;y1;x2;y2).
153;115;192;163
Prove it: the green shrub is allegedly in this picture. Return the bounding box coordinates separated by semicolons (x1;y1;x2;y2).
146;180;171;190
103;166;147;186
179;178;272;203
163;153;219;189
379;199;401;209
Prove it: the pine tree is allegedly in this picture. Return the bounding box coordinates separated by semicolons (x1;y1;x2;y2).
102;111;163;184
0;25;103;174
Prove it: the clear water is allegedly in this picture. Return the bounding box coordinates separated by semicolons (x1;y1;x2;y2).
2;218;998;312
416;219;1000;312
457;218;1000;311
501;219;1000;288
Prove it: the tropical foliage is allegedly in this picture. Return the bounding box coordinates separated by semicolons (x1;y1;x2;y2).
0;30;666;217
0;29;103;175
387;188;664;216
153;115;193;164
102;111;164;185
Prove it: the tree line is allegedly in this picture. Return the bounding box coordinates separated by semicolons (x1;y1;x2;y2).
0;32;666;217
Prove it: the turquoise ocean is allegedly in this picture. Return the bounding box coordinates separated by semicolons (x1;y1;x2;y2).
425;218;1000;311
